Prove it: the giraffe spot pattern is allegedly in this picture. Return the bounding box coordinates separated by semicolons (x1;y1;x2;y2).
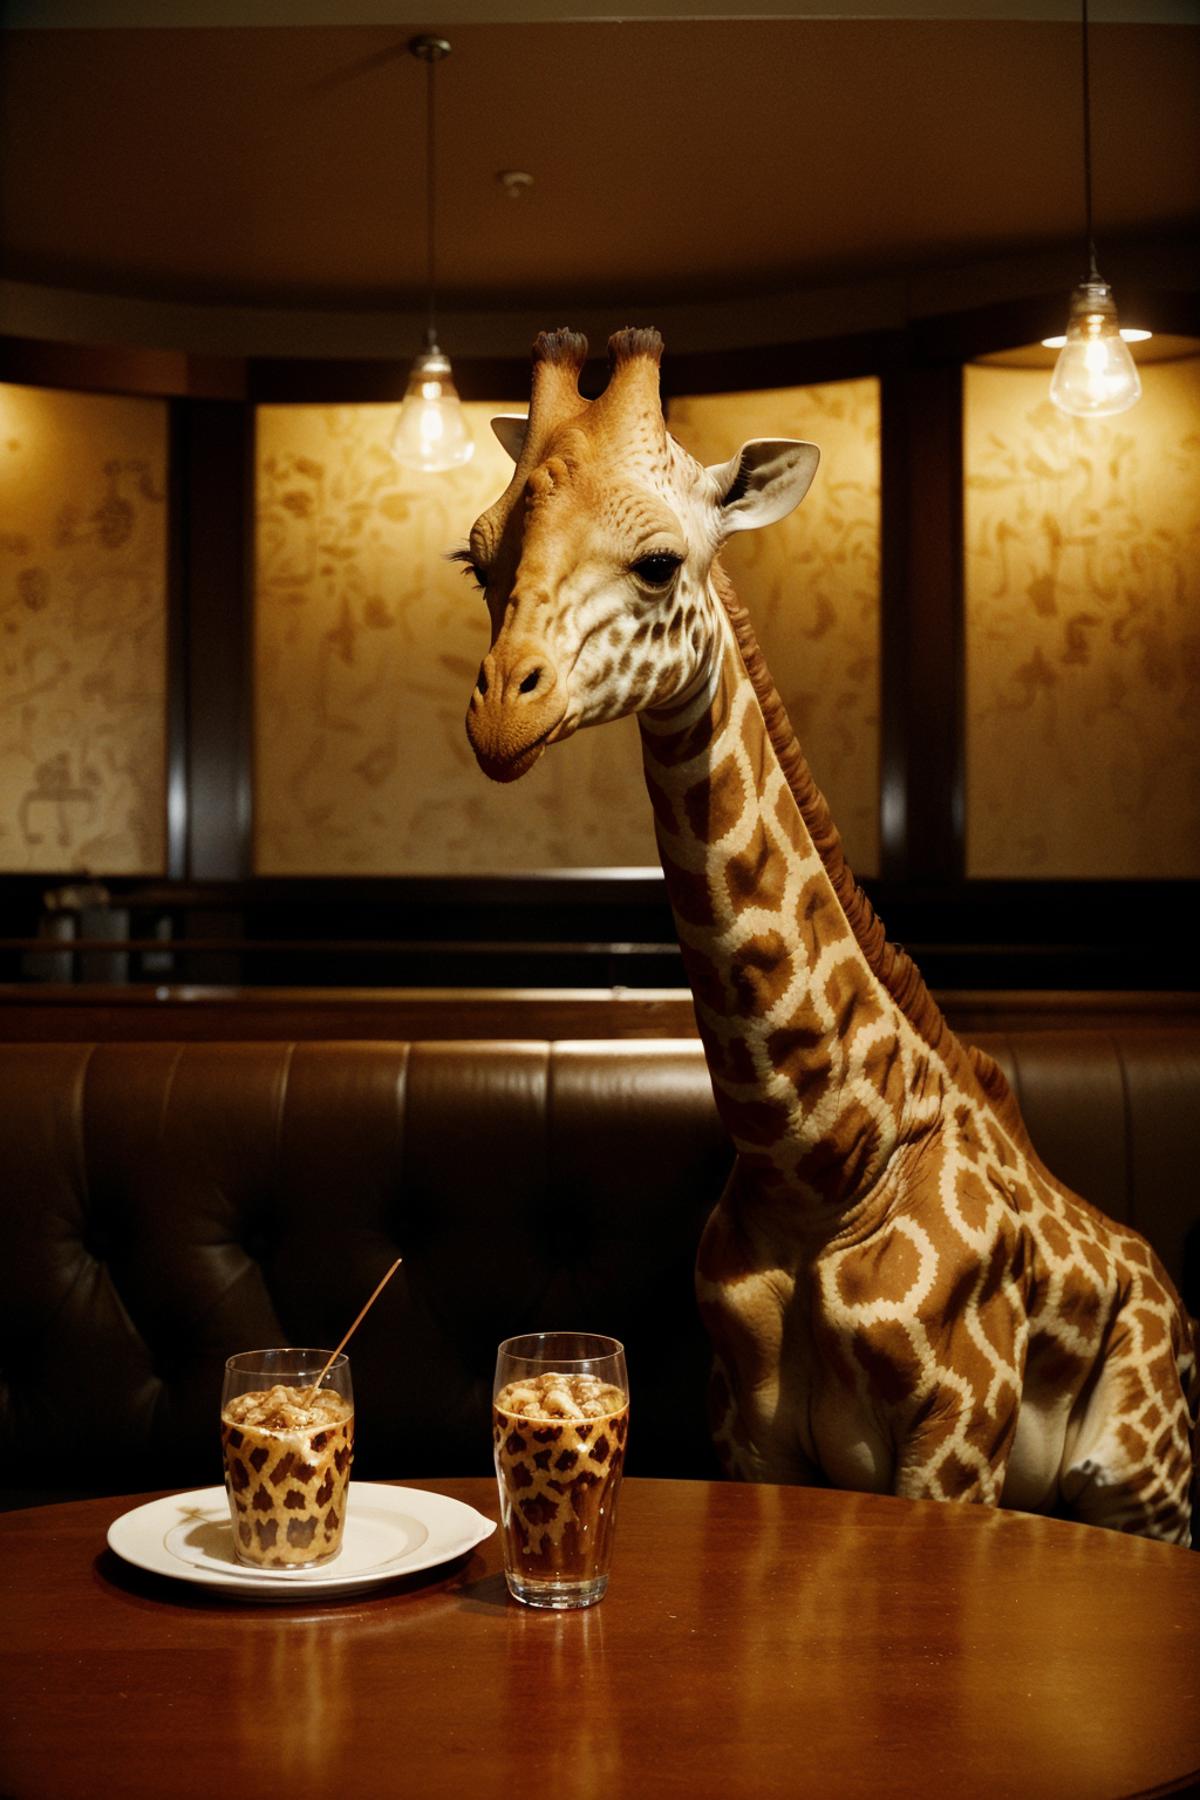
462;376;1198;1543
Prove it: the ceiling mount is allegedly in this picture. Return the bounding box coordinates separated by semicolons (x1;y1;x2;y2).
409;35;451;65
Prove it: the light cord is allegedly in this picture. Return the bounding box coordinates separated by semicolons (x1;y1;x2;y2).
1081;0;1098;281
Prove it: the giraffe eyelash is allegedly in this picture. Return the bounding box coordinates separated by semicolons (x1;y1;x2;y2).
447;545;488;591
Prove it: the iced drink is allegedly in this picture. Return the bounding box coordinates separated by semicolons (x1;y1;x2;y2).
221;1379;354;1568
493;1366;628;1606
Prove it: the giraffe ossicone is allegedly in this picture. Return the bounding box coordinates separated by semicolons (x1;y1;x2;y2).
463;325;1198;1543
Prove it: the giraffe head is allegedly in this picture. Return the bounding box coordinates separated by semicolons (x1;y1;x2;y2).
463;327;819;782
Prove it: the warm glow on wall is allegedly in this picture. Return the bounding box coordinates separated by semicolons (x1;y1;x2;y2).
0;382;168;875
964;356;1200;878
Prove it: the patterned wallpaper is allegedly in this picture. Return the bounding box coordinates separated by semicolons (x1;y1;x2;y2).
0;382;168;875
254;381;882;877
669;379;881;877
964;357;1200;878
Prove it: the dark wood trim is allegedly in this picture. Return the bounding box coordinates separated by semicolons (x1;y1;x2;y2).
246;355;532;405
879;361;965;881
177;402;254;881
0;336;245;400
165;402;190;880
661;330;908;398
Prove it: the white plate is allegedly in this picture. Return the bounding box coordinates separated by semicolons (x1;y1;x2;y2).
106;1483;496;1602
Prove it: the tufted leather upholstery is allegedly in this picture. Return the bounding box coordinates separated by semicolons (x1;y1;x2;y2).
1;1030;1197;1510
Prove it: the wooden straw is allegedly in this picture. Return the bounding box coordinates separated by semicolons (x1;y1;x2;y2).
305;1257;402;1401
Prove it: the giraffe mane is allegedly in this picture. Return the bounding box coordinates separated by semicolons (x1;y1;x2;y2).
710;561;956;1061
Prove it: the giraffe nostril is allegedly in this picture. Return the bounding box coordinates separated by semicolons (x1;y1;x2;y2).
477;664;489;696
519;668;541;696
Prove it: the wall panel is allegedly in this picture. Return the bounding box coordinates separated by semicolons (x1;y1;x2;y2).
0;382;168;875
964;357;1200;878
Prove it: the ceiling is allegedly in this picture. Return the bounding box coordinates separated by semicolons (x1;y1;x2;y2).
1;7;1197;349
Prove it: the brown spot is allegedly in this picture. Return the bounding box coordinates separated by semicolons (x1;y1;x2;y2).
324;1506;340;1536
570;1471;601;1513
532;1449;552;1471
680;752;744;849
520;1494;560;1525
679;942;727;1012
955;1168;993;1235
1134;1307;1167;1353
657;846;715;926
709;1031;756;1088
510;1460;534;1489
766;993;832;1104
311;1431;330;1452
730;929;793;1017
1078;1238;1110;1282
287;1517;319;1548
797;876;848;965
315;1471;335;1506
251;1486;273;1512
720;1091;792;1149
1039;1215;1072;1261
794;1098;883;1199
860;1032;907;1122
334;1444;351;1474
254;1518;279;1549
531;1426;563;1444
593;1434;610;1461
643;770;679;837
228;1457;250;1493
292;1461;317;1483
683;753;746;845
226;1428;244;1451
1117;1422;1148;1466
576;1425;593;1442
553;1449;579;1473
284;1488;307;1510
248;1447;270;1473
613;1413;628;1444
269;1453;296;1487
725;817;788;915
505;1431;527;1457
824;958;883;1045
933;1450;981;1500
851;1319;924;1405
238;1521;252;1547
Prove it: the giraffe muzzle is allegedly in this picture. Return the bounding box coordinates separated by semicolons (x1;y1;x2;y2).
465;641;568;784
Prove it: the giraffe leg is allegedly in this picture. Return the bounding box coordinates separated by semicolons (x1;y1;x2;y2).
1059;1360;1194;1545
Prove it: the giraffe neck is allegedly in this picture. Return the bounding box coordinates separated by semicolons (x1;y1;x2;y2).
638;567;957;1223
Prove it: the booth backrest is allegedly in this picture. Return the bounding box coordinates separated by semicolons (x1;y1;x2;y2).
1;1029;1197;1510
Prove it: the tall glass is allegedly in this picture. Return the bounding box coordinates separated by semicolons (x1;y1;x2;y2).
493;1331;628;1610
220;1348;354;1568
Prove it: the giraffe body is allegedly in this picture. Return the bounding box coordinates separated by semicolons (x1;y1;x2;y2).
463;328;1198;1543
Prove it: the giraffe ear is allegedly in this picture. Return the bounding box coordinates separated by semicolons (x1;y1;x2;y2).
491;415;529;462
709;439;820;534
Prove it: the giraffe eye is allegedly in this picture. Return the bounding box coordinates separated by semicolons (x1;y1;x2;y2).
448;546;489;592
631;553;682;590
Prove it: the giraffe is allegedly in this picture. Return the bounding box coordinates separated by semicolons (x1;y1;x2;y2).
461;326;1198;1543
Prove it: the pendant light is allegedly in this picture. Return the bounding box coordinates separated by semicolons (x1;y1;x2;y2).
1049;0;1141;419
391;34;475;472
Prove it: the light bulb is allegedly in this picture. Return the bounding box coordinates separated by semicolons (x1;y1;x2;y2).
1049;279;1142;418
391;347;475;472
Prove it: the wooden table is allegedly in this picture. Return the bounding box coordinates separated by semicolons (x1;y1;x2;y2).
2;1478;1197;1800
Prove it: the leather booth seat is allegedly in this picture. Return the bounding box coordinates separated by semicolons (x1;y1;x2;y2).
2;1030;1198;1511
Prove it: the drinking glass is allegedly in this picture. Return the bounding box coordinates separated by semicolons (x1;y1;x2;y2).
220;1348;354;1568
493;1331;628;1609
